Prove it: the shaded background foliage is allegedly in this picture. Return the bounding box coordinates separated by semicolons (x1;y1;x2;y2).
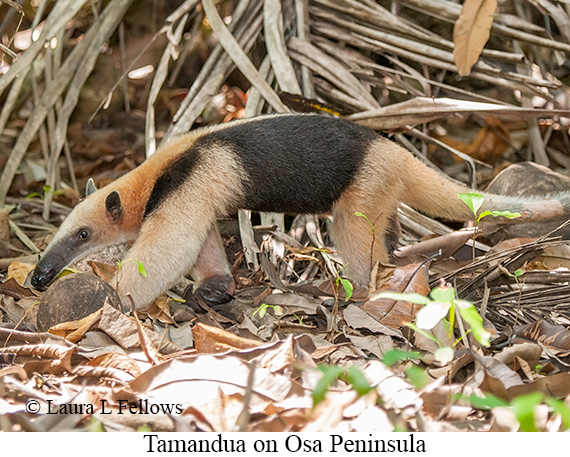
1;0;570;202
2;0;570;273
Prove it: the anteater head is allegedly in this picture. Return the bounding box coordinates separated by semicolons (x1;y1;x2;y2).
31;179;130;289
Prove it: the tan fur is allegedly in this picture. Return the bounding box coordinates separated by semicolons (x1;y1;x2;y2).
400;151;474;220
331;138;405;285
114;144;245;308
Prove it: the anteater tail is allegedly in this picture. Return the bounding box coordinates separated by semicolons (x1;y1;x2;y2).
399;153;570;222
399;153;475;221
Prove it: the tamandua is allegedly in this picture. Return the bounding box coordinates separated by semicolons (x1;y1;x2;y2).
31;114;570;309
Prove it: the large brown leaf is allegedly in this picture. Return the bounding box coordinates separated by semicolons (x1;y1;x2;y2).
453;0;497;76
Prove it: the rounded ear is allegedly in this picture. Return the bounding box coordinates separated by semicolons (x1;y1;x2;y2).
85;178;97;196
105;191;123;222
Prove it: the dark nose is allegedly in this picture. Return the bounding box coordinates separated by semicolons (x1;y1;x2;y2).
30;268;52;289
30;270;43;288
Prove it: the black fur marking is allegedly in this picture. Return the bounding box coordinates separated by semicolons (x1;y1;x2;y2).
384;213;401;255
143;115;378;217
194;115;377;214
144;149;201;217
105;191;123;221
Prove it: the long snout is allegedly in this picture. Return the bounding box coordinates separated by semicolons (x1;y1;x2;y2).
31;253;68;288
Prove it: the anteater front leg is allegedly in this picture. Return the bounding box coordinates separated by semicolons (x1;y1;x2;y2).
114;208;214;310
115;145;245;310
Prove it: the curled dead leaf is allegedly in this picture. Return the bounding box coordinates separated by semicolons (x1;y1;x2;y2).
193;322;263;354
0;344;76;373
48;308;103;343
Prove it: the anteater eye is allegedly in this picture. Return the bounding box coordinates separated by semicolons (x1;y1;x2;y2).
78;229;89;240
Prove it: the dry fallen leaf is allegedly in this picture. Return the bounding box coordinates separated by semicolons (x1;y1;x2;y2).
49;308;103;343
86;352;142;378
96;303;180;354
475;354;524;398
0;343;76;374
493;342;543;367
343;304;404;339
347;98;570;131
453;0;498;76
363;263;430;328
346;331;394;359
7;262;35;285
505;373;570;400
193;322;263;354
515;321;570;353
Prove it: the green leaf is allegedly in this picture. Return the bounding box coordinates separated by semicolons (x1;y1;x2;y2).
513;269;524;278
488;210;521;219
56;267;81;279
136;260;147;278
354;211;374;230
382;349;423;367
118;258;147;277
318;365;344;376
405;366;431;389
455;299;490;347
313;365;344;406
429;286;456;303
253;303;280;319
458;192;485;216
510;392;543;432
476;209;493;223
338;277;354;301
253;303;268;318
293;313;304;325
345;366;372;396
407;322;442;346
545;397;570;430
479;209;521;222
373;291;432;306
467;393;508;410
42;185;62;196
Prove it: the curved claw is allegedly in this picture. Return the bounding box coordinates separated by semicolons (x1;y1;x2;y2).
193;275;234;305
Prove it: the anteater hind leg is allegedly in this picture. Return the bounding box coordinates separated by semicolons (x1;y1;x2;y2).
331;189;400;288
190;226;235;304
